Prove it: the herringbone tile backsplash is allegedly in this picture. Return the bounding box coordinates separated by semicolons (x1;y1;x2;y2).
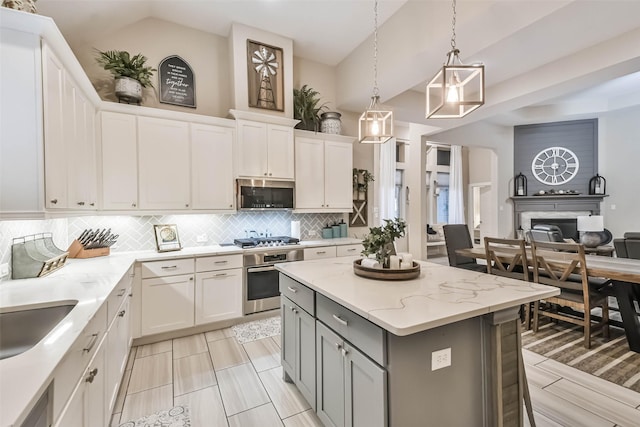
0;212;346;277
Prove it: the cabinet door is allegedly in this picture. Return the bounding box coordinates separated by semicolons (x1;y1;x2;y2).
138;117;190;209
237;120;267;177
141;274;194;335
316;321;346;427
195;268;242;324
42;45;67;209
344;343;387;427
324;140;353;210
68;88;97;209
267;124;294;179
296;306;316;409
101;112;138;210
106;298;131;414
295;137;325;209
281;296;297;380
191;123;234;210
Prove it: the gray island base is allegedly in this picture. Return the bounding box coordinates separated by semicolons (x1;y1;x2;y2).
276;257;559;427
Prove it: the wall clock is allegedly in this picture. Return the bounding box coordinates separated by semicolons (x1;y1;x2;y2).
530;146;580;185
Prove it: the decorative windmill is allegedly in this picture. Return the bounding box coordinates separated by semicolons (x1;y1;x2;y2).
252;45;279;109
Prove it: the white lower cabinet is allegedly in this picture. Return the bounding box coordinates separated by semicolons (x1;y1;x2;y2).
54;339;106;427
316;321;387;427
106;297;131;413
141;273;195;335
304;246;337;260
195;255;243;324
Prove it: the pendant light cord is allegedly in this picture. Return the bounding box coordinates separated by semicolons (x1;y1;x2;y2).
372;0;379;98
450;0;457;50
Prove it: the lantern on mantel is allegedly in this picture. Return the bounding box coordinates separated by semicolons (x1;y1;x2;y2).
514;172;527;196
588;174;606;195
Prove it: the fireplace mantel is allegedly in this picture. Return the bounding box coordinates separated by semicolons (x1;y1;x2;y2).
510;194;608;234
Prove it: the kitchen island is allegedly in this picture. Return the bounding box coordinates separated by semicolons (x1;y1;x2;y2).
276;256;560;427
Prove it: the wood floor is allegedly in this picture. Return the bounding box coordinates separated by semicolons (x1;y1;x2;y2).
111;322;640;427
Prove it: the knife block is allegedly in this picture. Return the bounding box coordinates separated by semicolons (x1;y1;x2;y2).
67;239;110;259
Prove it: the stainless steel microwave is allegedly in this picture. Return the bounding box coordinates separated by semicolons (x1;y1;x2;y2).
236;179;295;210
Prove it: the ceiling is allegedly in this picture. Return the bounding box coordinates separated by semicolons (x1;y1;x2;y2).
36;0;640;134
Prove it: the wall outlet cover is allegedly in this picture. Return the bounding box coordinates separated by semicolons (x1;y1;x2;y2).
431;347;451;371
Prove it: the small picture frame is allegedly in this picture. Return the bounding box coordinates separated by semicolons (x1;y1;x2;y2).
153;224;182;252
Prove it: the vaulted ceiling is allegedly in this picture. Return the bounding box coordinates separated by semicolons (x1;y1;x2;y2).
37;0;640;134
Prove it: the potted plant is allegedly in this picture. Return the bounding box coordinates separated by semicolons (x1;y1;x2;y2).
293;85;327;131
95;49;156;104
2;0;37;13
361;218;407;267
353;168;374;200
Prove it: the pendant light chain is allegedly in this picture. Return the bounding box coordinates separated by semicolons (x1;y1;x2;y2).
373;0;379;97
450;0;457;50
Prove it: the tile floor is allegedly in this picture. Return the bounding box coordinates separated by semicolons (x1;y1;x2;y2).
111;323;640;427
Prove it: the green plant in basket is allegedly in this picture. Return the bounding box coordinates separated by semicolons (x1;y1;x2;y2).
361;218;407;267
95;49;156;88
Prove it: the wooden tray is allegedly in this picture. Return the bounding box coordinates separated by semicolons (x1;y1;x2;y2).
353;259;421;281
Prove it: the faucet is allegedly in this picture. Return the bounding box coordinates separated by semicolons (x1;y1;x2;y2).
248;230;259;238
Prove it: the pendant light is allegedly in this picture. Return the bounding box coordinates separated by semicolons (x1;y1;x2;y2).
426;0;484;119
359;0;393;144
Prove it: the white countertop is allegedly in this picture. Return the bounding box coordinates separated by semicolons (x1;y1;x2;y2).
0;239;362;426
276;256;560;336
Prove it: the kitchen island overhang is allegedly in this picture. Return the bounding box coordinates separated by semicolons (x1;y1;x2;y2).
276;256;560;427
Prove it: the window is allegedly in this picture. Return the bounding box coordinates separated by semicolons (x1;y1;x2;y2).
394;170;405;219
436;172;449;223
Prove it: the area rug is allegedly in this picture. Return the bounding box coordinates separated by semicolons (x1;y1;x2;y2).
521;322;640;393
119;405;190;427
232;315;280;344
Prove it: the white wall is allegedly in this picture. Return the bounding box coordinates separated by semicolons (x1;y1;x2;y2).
598;105;640;238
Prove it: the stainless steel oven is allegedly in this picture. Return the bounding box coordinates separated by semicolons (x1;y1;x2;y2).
243;248;304;315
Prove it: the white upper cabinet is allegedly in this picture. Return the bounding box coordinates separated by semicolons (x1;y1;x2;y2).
191;123;235;210
236;119;294;180
100;111;138;210
295;131;354;212
68;84;97;209
137;116;191;210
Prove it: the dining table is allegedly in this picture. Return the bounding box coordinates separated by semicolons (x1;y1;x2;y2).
456;246;640;352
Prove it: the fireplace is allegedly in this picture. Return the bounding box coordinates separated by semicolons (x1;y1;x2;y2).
530;218;578;241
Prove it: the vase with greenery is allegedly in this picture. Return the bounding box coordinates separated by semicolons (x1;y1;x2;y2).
2;0;37;13
361;218;407;267
95;49;156;103
353;168;374;200
293;84;327;131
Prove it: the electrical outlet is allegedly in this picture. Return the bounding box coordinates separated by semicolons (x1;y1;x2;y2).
431;348;451;371
0;263;9;279
196;234;208;243
308;230;318;238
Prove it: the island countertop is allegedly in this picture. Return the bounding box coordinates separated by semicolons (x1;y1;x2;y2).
275;256;560;336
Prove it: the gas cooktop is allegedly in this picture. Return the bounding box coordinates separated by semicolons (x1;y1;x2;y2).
233;236;300;248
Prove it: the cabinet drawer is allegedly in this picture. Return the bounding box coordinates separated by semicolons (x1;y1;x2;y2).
196;254;243;272
141;258;194;278
316;293;385;366
304;246;336;260
107;264;134;323
336;244;363;257
279;274;315;316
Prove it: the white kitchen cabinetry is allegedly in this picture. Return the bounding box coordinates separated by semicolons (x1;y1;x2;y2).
236;119;294;180
294;132;353;212
101;111;138;210
138;116;191;210
336;244;363;257
191;123;235;210
195;254;243;324
304;246;337;260
140;258;195;335
42;42;97;210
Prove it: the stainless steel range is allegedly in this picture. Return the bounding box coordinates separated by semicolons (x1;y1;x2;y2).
236;236;303;315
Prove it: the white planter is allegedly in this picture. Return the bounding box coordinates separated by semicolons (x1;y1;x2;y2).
115;76;142;103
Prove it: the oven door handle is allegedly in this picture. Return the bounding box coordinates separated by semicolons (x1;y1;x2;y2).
247;265;276;273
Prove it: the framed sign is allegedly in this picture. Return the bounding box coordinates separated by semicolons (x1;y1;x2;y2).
158;55;196;108
153;224;182;252
247;40;284;111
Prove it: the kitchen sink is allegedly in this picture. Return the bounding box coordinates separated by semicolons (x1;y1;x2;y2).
0;302;77;360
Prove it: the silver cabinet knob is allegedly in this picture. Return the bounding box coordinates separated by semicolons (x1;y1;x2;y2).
185;203;189;207
118;310;126;317
77;201;85;206
131;202;137;207
85;368;98;383
50;199;58;204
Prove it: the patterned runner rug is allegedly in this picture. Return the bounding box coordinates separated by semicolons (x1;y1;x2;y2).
232;316;280;344
522;322;640;393
119;405;190;427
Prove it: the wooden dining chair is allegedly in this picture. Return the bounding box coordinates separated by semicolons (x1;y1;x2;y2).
484;237;533;329
530;240;610;349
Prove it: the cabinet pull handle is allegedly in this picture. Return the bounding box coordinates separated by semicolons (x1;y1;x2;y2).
90;202;95;206
214;260;228;264
332;314;348;326
132;202;137;207
269;173;272;176
51;199;58;204
264;173;268;176
189;277;194;281
83;333;99;353
214;273;228;278
335;342;342;350
185;203;189;207
118;310;126;317
317;251;326;254
347;248;356;252
287;286;297;293
85;368;99;383
341;348;349;357
229;204;233;208
117;289;126;297
161;265;178;269
77;201;85;206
